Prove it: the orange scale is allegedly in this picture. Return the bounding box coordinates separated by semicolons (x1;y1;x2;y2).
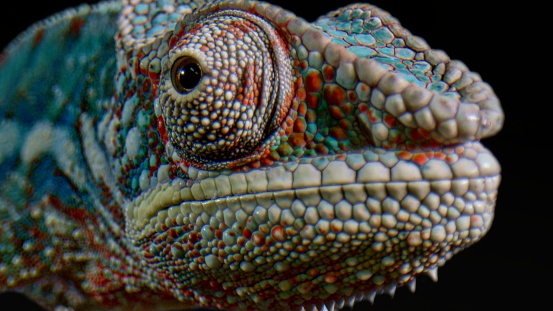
322;65;335;81
383;114;397;127
347;90;358;103
412;153;429;166
358;103;369;113
251;232;265;246
329;105;345;119
293;59;301;70
305;108;317;123
305;70;323;92
271;225;286;242
293;118;307;133
338;119;352;130
297;102;307;116
323;273;338;284
167;228;180;239
330;127;347;140
284;126;294;136
284;120;295;135
434;152;447;160
188;232;200;244
342;103;354;115
289;133;306;147
323;84;346;107
306;93;321;109
397;150;412;160
296;87;307;102
169;35;179;48
278;142;293;157
260;157;274;166
315;143;329;154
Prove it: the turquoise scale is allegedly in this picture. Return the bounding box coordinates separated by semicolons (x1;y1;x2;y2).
314;13;446;90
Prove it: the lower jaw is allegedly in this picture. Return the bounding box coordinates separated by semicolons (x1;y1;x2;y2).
125;181;498;307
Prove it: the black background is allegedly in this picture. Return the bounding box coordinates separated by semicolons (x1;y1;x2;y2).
0;1;547;310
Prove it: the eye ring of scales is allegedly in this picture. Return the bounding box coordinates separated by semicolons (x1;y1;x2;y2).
0;1;503;310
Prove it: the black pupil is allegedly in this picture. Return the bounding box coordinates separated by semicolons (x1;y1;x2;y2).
172;58;202;93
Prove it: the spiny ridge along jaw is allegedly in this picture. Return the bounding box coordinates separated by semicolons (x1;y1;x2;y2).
159;9;293;169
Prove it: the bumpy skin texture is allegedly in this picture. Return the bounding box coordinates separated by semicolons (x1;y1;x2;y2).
0;1;503;310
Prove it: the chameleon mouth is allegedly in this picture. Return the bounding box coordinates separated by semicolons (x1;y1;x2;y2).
125;140;499;243
123;141;500;308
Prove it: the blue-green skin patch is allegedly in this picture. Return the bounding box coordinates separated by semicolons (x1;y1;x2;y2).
0;10;119;213
316;14;444;90
0;2;180;309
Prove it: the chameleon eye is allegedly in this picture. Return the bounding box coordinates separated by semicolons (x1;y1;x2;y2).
171;56;202;93
158;11;293;169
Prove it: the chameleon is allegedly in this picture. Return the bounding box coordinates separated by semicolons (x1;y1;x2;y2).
0;0;504;310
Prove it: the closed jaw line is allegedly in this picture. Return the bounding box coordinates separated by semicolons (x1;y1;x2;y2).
126;141;500;242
